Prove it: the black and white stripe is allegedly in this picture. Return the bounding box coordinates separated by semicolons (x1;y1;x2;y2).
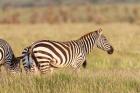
0;39;21;73
22;29;114;74
22;46;37;73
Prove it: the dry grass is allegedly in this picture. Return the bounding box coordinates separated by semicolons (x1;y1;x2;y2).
0;22;140;93
1;5;140;24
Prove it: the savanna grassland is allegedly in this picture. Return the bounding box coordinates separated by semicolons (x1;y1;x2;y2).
0;22;140;93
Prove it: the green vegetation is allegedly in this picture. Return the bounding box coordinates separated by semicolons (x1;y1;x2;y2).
0;23;139;93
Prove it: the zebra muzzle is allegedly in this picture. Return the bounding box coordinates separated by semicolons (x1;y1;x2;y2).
107;46;114;54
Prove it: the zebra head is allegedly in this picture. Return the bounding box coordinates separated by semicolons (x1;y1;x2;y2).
96;29;114;54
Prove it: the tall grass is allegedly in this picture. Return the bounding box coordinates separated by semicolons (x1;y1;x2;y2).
0;70;140;93
0;23;140;93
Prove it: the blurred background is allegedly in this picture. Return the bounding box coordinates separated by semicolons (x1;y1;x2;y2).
0;0;140;24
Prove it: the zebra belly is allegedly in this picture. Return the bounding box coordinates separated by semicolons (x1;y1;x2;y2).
50;58;69;68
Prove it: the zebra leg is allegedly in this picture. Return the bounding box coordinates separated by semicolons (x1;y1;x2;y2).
70;62;81;74
82;60;87;68
0;68;1;72
30;61;40;75
40;67;53;74
71;59;86;74
3;64;9;73
39;61;53;74
71;66;81;76
33;66;40;75
0;64;2;72
0;60;4;73
50;67;54;74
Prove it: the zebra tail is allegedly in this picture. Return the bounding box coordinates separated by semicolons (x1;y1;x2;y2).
20;46;32;59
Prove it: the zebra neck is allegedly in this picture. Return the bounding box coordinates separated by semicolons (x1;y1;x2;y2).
79;35;98;54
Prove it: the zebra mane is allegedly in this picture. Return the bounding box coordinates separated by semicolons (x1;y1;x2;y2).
79;31;98;40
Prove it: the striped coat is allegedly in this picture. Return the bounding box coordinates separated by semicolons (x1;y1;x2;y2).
21;29;113;74
0;39;21;73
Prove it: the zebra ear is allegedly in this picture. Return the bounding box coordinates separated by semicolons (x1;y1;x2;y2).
97;28;103;35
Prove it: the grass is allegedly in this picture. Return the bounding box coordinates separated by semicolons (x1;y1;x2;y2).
0;70;140;93
0;22;140;93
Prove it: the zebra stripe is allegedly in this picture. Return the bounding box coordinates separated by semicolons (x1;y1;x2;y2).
0;39;21;73
21;46;36;73
22;29;114;74
0;47;4;62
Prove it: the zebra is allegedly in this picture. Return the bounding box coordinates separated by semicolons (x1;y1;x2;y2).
21;28;114;74
21;46;88;73
0;39;21;73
